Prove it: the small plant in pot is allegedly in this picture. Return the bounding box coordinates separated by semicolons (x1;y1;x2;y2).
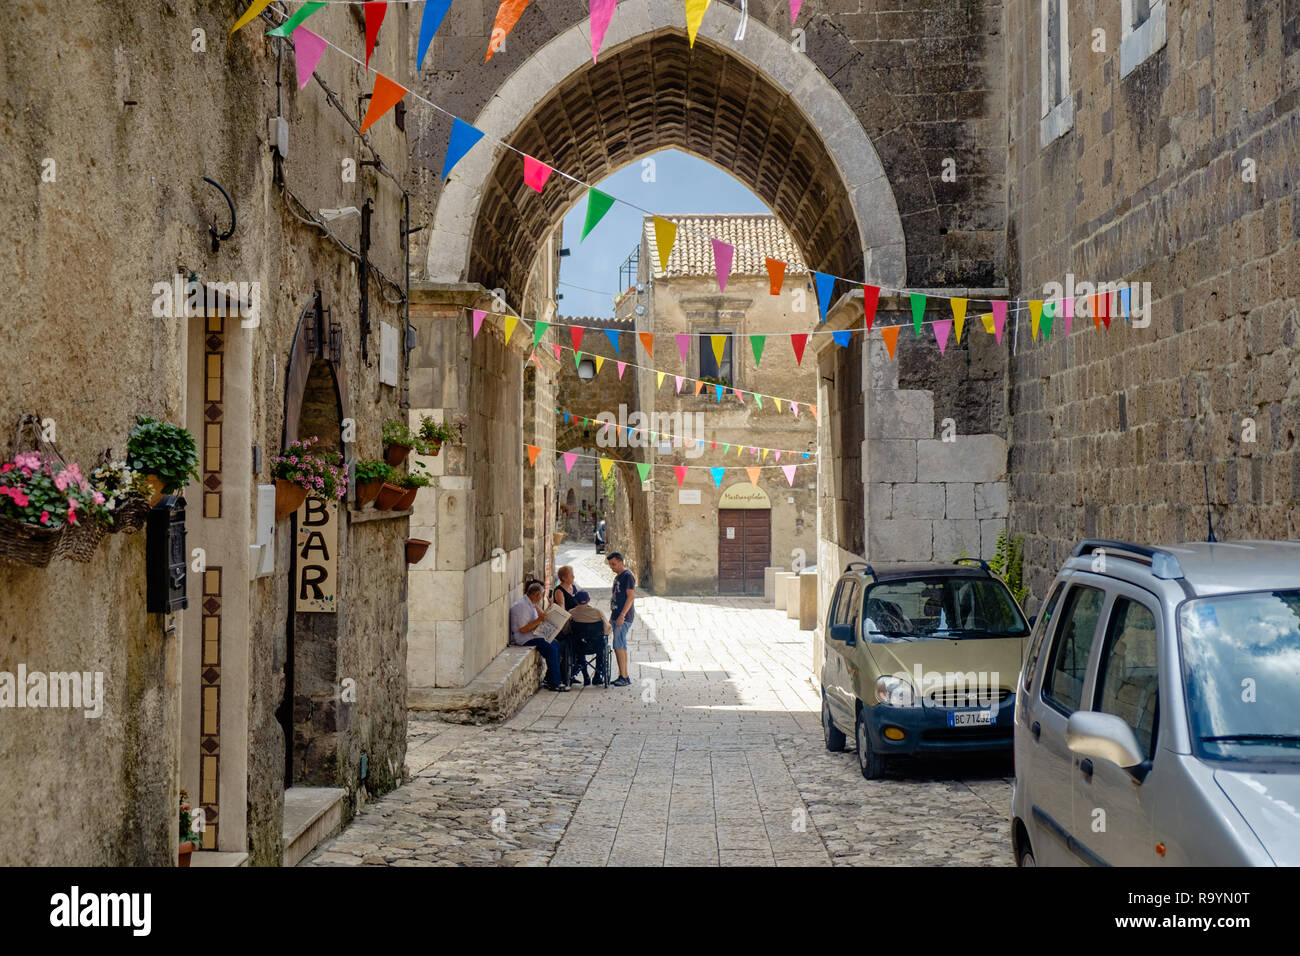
354;459;393;508
393;469;431;510
127;416;200;504
178;789;204;867
382;419;418;467
89;458;154;534
271;437;347;519
415;416;465;457
0;452;106;567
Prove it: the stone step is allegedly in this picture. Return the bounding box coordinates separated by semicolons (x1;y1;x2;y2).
191;851;249;867
407;645;543;724
283;787;347;868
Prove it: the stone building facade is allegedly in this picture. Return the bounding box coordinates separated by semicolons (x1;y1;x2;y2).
1;2;412;865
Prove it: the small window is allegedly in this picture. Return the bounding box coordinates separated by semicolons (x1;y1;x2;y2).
698;330;734;384
1120;0;1167;78
1095;598;1160;758
1023;582;1066;693
1040;0;1073;146
1043;585;1105;714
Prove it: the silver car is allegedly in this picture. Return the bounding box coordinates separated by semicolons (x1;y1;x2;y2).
1011;539;1300;866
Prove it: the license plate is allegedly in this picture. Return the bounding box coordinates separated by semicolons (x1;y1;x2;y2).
947;710;992;727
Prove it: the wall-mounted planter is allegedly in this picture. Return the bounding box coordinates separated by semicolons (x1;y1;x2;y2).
425;440;442;457
384;443;412;467
395;487;418;510
405;538;431;564
274;479;307;520
178;842;195;868
374;482;404;511
0;514;64;568
356;480;385;508
143;474;166;506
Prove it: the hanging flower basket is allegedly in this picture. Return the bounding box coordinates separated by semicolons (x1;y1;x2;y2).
275;479;307;520
54;515;109;563
405;538;431;564
424;440;442;458
384;442;412;467
356;480;385;508
0;513;64;568
375;482;405;511
354;460;393;508
111;494;152;534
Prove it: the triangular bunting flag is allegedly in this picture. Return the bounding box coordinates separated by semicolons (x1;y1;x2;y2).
595;355;605;374
933;319;952;355
359;73;408;134
792;403;799;419
685;0;711;47
734;389;745;403
710;334;726;366
695;380;704;396
979;313;995;334
910;293;926;337
674;465;688;487
761;448;769;461
774;450;781;461
486;0;532;61
656;371;666;389
653;217;677;272
1100;292;1111;330
709;467;724;488
813;272;835;322
231;0;274;33
417;0;454;70
766;258;786;295
789;0;803;24
532;321;550;346
442;117;484;179
991;300;1008;344
781;465;797;486
773;397;783;413
791;333;808;365
676;333;690;364
811;404;819;422
1029;299;1043;341
552;343;562;362
1119;287;1131;322
751;335;766;366
364;2;387;70
675;375;684;394
504;315;519;345
573;351;583;371
863;284;880;331
714;385;723;402
746;466;761;487
591;0;618;62
881;324;901;361
563;452;577;474
603;329;620;354
1041;300;1056;340
638;332;654;355
523;155;553;193
636;462;652;484
617;361;626;379
269;2;324;37
570;326;584;351
292;27;328;90
599;457;613;479
951;297;968;343
832;330;850;347
472;309;486;338
1091;295;1102;331
581;189;615;240
753;393;763;409
711;239;734;292
526;445;541;466
723;444;731;455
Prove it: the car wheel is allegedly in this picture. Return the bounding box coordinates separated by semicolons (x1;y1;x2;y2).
1017;845;1036;867
856;708;886;780
822;692;846;752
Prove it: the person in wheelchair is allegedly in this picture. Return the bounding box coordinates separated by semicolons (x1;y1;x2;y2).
566;590;612;686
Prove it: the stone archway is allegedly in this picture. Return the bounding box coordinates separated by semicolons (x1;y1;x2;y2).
425;3;908;301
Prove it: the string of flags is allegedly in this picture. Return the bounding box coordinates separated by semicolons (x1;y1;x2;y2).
524;444;813;488
252;4;1143;345
551;408;816;460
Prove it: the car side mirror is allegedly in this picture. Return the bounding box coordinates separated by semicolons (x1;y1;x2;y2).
1066;711;1145;771
829;623;855;646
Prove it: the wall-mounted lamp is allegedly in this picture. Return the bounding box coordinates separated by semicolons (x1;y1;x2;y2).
320;206;361;222
202;177;236;253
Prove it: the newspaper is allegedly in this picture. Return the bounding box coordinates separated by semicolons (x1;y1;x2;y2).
532;604;571;643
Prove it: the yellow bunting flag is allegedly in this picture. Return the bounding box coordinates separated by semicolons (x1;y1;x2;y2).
979;313;995;334
710;334;726;366
951;297;968;343
503;315;518;344
231;0;274;33
774;396;783;413
653;216;678;272
656;371;665;389
1029;300;1043;341
685;0;711;47
746;466;761;487
594;355;605;374
761;448;770;461
599;457;613;479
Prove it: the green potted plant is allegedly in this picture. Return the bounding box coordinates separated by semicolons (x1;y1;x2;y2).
354;459;393;508
382;419;417;467
89;458;154;534
271;437;347;519
178;789;203;867
415;416;465;457
127;416;200;504
393;470;431;510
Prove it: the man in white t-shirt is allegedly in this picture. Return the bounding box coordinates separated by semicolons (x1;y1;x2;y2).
509;581;566;691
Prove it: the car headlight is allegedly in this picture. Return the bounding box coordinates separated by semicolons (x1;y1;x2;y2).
875;675;916;707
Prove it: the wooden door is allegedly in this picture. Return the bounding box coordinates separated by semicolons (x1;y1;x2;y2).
718;509;771;595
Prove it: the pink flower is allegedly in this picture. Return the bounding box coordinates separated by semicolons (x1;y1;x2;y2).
67;507;77;525
14;492;29;507
1;463;11;473
92;491;105;505
54;471;69;491
39;511;49;524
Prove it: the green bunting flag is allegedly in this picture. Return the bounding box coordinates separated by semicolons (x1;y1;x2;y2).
532;321;550;346
1041;299;1056;340
636;462;652;484
573;350;583;370
582;189;615;240
268;1;324;35
910;293;926;337
751;334;766;366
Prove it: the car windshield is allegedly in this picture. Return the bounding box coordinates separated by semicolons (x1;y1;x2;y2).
1179;590;1300;763
861;576;1028;642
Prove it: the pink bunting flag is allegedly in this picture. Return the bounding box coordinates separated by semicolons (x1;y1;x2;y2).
668;333;686;365
563;452;577;474
991;300;1008;344
472;309;486;338
617;361;626;379
552;344;562;362
933;319;952;355
1063;295;1074;336
590;0;617;62
789;0;803;24
782;465;796;486
675;375;684;393
792;401;800;418
293;28;328;90
674;466;688;487
775;450;782;462
734;389;744;403
523;155;553;193
711;239;734;292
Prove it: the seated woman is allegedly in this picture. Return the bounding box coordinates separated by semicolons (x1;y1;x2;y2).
567;590;611;686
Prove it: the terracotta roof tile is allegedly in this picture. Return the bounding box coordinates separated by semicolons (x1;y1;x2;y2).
643;214;808;279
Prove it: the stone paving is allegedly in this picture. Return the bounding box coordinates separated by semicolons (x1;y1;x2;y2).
304;545;1013;867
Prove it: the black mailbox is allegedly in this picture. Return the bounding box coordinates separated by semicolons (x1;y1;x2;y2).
147;495;188;614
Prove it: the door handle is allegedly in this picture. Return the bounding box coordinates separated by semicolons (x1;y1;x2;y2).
1030;721;1041;741
1079;758;1094;780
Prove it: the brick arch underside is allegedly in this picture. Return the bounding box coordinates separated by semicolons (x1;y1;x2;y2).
468;30;865;303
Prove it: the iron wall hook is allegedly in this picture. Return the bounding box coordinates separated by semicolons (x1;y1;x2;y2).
203;176;236;252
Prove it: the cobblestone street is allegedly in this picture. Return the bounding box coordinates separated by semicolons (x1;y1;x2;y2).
305;546;1012;867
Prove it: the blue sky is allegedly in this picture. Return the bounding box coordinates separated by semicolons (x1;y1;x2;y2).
557;149;772;318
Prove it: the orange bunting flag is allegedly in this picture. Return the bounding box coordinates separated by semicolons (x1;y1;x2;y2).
881;324;901;361
766;258;787;295
746;466;761;487
674;465;689;487
526;445;541;466
811;404;819;422
694;380;704;396
359;73;408;134
364;2;387;69
791;333;808;365
639;332;654;355
486;0;532;61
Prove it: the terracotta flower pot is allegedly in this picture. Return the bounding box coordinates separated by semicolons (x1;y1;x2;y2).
425;440;442;457
274;479;307;520
374;482;404;511
395;487;418;510
144;474;165;506
178;842;195;867
405;538;431;564
384;443;412;467
356;479;384;508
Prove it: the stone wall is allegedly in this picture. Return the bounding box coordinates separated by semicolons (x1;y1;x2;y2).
1005;0;1300;606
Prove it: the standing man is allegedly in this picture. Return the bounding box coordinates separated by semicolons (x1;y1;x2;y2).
607;552;635;687
510;581;567;692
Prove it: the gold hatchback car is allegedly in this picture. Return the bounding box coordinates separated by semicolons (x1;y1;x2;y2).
821;560;1032;778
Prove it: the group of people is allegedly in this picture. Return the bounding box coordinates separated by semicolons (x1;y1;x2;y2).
508;553;636;691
